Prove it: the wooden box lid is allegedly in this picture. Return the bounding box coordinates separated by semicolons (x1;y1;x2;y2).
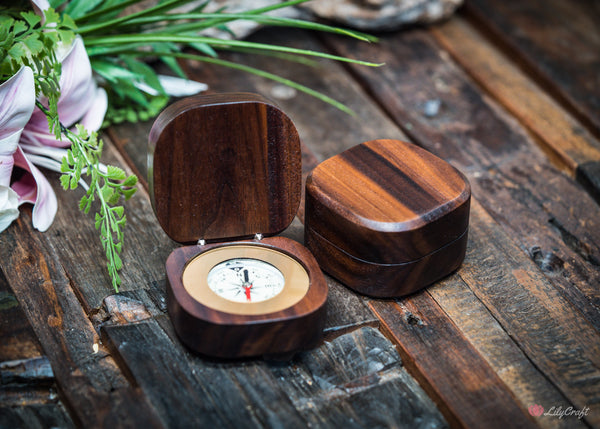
305;139;471;264
148;93;301;243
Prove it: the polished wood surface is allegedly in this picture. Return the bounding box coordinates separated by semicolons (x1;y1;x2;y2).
148;93;302;243
165;237;327;358
306;139;470;263
305;139;470;297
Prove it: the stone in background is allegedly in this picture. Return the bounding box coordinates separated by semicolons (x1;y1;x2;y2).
199;0;463;38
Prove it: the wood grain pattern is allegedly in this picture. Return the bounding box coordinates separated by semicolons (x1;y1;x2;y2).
306;139;470;263
148;93;301;243
0;212;164;428
465;0;600;136
0;271;41;362
4;12;599;426
428;276;587;429
325;28;600;329
305;139;470;297
166;236;327;358
103;318;448;428
431;16;600;202
371;295;536;429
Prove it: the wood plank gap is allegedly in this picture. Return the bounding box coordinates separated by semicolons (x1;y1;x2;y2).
429;16;600;203
0;213;164;428
427;276;587;429
460;4;600;141
322;319;380;341
370;296;535;429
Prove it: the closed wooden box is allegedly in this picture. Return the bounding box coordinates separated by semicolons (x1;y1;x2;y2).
305;139;471;297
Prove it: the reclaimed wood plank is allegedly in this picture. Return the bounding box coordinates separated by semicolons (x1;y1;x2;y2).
371;294;535;429
428;271;586;429
103;316;447;428
178;27;598;425
0;271;76;428
0;271;41;363
270;326;446;428
459;201;600;426
430;17;600;203
321;26;600;425
325;28;600;330
0;213;164;428
0;403;76;429
464;0;600;137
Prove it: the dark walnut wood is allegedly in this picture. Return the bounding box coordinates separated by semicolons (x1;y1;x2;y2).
148;93;302;243
165;236;328;359
305;139;470;297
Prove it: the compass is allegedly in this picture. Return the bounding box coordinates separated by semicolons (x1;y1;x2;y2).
149;93;328;359
206;258;285;304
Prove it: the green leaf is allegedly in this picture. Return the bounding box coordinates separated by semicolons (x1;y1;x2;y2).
60;13;77;30
20;12;41;28
64;0;103;20
12;20;27;36
122;56;164;94
60;174;70;190
106;165;126;180
60;157;69;173
108;191;121;206
69;174;78;190
49;0;69;8
186;42;217;58
122;188;137;200
112;206;124;218
79;195;88;211
43;9;61;27
23;34;43;55
113;253;123;271
100;184;113;201
122;175;138;187
8;42;26;60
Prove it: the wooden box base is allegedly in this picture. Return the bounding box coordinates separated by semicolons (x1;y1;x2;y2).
305;226;468;298
165;238;327;359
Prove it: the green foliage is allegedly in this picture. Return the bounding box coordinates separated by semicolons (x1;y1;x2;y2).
52;116;138;291
71;0;379;123
2;0;379;291
0;7;76;136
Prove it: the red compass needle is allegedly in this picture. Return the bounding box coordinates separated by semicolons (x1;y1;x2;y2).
244;284;253;301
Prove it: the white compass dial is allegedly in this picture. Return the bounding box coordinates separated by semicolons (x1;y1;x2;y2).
207;258;285;303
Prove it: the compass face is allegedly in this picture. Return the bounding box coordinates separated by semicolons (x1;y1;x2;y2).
181;244;310;316
207;258;285;303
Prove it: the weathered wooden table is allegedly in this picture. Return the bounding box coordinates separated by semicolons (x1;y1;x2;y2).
2;1;599;427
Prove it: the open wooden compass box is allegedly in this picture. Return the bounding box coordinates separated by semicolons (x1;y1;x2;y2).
305;139;471;298
148;93;327;359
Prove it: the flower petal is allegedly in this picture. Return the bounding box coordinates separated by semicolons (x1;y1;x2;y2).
0;67;35;146
12;147;57;231
0;67;35;187
22;37;107;147
158;75;208;97
79;87;108;132
0;185;19;233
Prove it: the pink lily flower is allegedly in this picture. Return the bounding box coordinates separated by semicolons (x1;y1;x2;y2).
1;2;107;233
21;36;108;147
0;67;57;232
